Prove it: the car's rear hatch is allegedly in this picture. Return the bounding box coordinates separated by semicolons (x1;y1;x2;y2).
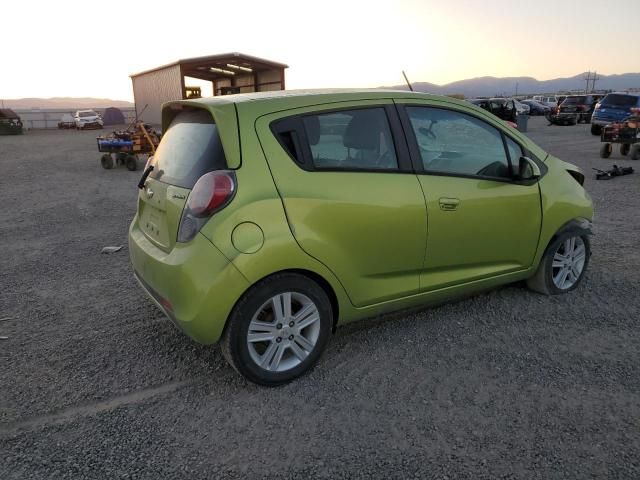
595;94;639;121
137;108;229;252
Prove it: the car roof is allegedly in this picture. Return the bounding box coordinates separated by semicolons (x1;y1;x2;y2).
177;88;467;109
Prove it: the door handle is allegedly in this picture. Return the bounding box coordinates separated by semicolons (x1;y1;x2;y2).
439;197;460;211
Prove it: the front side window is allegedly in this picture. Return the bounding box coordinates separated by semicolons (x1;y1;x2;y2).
301;108;398;170
406;106;511;179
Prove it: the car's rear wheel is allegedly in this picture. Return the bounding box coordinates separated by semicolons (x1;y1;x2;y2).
527;232;590;295
621;144;630;156
221;273;332;386
631;145;640;160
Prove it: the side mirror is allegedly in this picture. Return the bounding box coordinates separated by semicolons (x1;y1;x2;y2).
518;156;541;180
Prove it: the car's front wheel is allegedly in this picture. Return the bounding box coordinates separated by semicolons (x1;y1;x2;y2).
527;232;590;295
221;273;332;386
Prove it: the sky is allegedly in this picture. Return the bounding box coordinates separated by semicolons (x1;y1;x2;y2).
2;0;639;101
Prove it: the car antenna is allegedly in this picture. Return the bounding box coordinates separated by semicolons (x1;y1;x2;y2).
402;71;414;92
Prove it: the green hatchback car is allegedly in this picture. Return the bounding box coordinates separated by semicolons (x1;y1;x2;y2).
129;89;593;385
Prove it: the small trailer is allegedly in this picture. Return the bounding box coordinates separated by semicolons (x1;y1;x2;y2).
599;108;640;160
97;121;160;171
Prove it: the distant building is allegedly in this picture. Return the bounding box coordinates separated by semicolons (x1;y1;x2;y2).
130;52;288;125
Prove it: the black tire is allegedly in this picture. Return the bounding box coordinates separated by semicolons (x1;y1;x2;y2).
100;154;114;169
620;144;631;156
125;155;137;171
631;145;640;161
527;231;590;295
599;143;612;159
591;124;602;136
220;273;333;386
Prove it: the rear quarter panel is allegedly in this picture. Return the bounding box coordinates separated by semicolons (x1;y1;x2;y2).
197;103;355;323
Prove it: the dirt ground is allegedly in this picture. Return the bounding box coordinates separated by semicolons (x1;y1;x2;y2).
1;117;639;479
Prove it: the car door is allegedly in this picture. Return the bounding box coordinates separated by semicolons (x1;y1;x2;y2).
396;101;542;291
255;101;427;307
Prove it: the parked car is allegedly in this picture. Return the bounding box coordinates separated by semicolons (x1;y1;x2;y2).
514;99;530;115
469;98;517;122
0;108;23;135
557;95;598;124
590;92;640;135
533;95;558;108
58;113;76;129
521;99;551;116
129;89;594;385
74;110;103;130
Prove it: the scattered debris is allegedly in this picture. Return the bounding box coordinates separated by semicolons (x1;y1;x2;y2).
0;336;8;340
101;246;123;254
593;165;634;180
0;317;13;322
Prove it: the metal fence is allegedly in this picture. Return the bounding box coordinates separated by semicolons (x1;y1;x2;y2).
14;108;137;129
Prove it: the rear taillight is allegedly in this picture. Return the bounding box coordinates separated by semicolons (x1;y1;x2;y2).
177;171;236;243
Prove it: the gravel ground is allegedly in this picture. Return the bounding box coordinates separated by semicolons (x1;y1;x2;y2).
1;117;639;479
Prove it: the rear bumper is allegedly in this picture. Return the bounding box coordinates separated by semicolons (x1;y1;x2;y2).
129;217;250;344
591;117;621;126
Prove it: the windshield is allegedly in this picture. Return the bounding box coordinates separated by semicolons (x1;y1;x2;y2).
149;109;227;189
79;111;96;117
601;94;638;107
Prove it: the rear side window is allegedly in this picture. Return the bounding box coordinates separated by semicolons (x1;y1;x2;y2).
301;108;398;170
601;94;638;107
149;109;227;188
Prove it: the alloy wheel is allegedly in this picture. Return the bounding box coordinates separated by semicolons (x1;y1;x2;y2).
246;292;321;372
551;236;586;290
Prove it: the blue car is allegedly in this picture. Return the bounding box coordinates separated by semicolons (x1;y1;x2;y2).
591;93;640;135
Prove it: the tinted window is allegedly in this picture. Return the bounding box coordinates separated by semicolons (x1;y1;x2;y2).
301;108;398;170
601;94;638;107
406;107;511;179
562;96;588;105
149;109;227;188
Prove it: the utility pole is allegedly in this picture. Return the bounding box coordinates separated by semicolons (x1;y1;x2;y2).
591;71;600;92
584;71;592;94
583;71;601;93
515;82;519;97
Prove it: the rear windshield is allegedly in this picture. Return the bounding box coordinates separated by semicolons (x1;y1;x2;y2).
149;109;227;188
562;96;587;105
601;94;638;107
79;111;96;117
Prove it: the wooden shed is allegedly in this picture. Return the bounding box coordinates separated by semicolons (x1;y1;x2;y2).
130;52;288;125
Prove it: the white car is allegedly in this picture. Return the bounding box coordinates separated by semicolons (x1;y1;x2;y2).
514;99;530;115
74;110;103;130
532;96;558;108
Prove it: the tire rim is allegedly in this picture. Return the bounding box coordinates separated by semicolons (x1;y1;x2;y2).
247;292;321;372
552;236;586;290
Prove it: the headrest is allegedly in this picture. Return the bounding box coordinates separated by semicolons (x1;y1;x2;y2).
343;112;380;150
304;116;320;145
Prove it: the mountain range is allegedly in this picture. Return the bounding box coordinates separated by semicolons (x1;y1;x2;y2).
3;72;639;109
385;72;640;98
1;97;134;110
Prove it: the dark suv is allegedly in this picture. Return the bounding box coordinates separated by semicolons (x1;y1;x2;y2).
557;95;599;124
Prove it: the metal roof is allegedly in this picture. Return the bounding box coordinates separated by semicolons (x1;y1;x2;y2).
130;52;288;79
